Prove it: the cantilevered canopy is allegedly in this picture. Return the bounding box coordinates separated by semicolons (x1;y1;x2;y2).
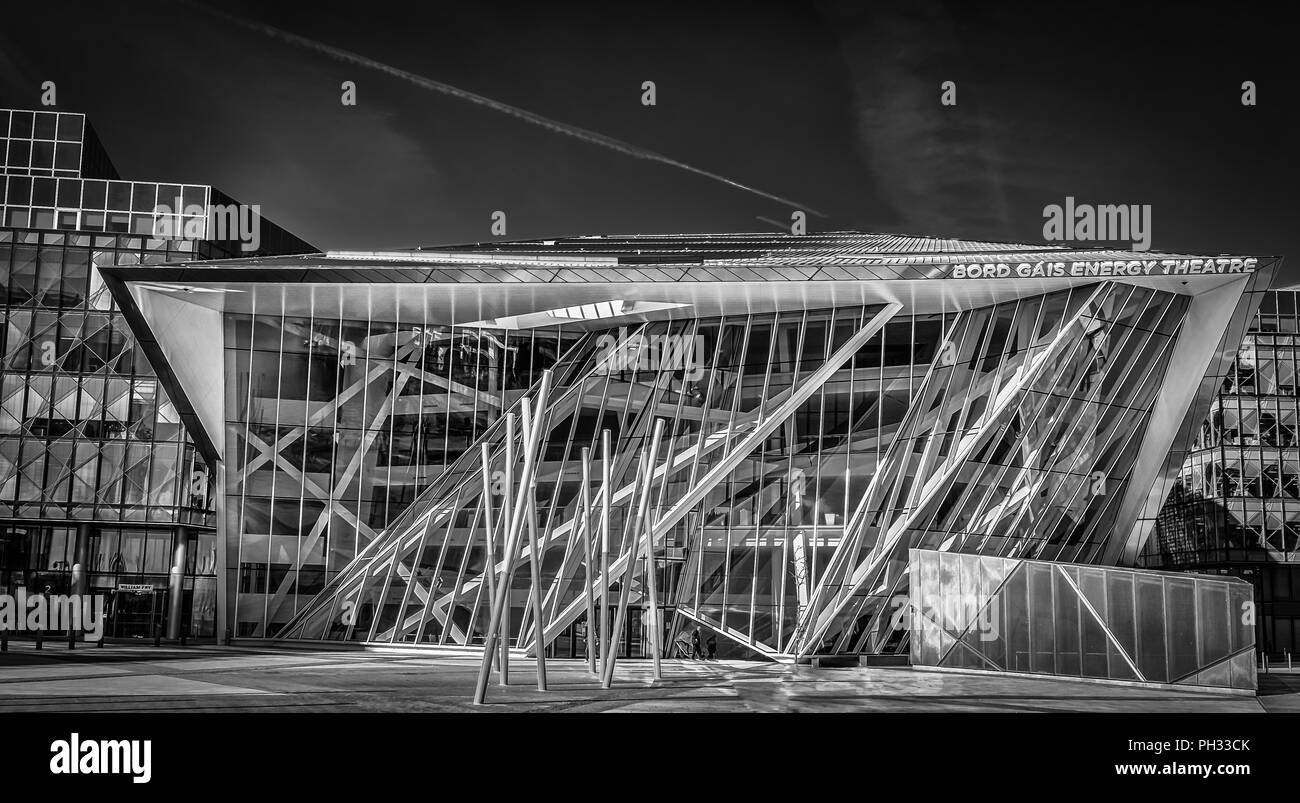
100;231;1276;466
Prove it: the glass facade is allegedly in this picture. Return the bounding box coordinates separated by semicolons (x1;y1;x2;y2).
259;302;929;646
0;108;311;640
909;548;1257;691
103;232;1275;669
252;272;1265;666
0;522;218;638
0;230;215;524
0;109;116;181
1148;288;1300;658
801;283;1194;656
223;289;582;636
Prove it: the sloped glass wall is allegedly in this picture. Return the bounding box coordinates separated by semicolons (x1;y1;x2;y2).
910;548;1257;691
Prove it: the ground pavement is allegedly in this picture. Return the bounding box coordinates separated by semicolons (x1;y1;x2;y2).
0;641;1294;713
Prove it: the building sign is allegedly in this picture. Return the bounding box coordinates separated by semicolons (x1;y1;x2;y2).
117;584;156;594
944;258;1259;280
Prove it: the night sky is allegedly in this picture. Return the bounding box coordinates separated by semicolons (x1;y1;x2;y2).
2;1;1296;283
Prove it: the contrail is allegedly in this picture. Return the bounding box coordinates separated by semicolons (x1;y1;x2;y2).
756;215;793;232
190;2;827;217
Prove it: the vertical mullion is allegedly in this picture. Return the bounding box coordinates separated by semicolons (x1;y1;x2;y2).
233;292;257;640
347;287;373;598
383;294;402;539
686;317;731;631
262;286;287;635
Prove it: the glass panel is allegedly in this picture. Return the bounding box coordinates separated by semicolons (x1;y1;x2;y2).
1053;567;1081;676
1003;564;1030;672
1164;577;1198;680
1135;576;1167;682
1028;562;1056;674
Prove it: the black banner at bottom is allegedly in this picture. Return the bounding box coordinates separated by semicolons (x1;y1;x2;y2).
0;712;1291;793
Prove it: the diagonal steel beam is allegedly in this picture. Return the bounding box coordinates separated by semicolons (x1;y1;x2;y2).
792;288;1108;656
536;303;901;649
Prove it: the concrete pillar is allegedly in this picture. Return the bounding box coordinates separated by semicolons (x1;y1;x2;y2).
166;527;188;640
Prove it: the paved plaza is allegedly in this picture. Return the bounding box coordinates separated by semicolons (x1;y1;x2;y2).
0;642;1295;713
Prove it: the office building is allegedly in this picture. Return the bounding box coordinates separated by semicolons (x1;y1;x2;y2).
0;108;311;639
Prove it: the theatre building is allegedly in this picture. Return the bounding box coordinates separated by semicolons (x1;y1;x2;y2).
0;108;311;640
99;231;1278;692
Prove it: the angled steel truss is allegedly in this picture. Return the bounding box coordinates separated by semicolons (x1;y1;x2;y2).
277;282;1238;660
227;315;531;635
279;303;899;649
792;283;1201;656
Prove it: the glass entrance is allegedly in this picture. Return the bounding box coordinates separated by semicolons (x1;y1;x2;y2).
109;588;165;639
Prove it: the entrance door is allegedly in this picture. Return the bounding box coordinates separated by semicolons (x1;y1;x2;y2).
110;589;165;638
0;528;31;596
625;607;643;657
